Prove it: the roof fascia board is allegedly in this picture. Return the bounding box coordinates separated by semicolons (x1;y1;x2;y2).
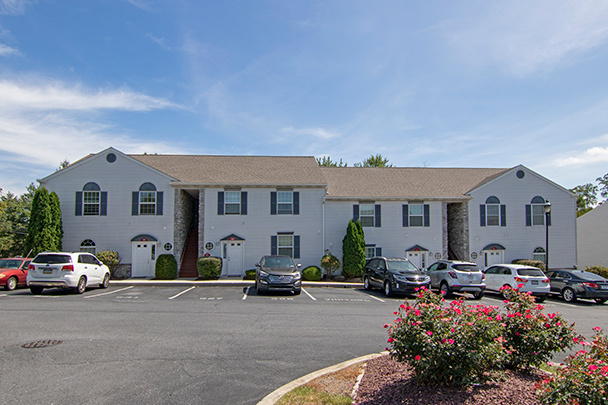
323;196;472;202
170;182;327;188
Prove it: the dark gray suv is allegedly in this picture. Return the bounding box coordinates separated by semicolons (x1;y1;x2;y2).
255;255;302;295
363;256;430;297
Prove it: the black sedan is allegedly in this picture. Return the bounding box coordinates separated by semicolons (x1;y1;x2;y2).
363;256;430;297
255;255;302;295
545;269;608;304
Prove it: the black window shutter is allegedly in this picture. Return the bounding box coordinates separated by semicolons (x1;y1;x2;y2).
270;192;277;215
423;204;430;227
353;204;359;221
100;191;107;216
294;235;301;259
500;204;506;227
375;204;381;227
241;191;247;215
132;192;139;216
156;191;163;215
75;192;83;216
271;236;278;255
375;247;382;257
480;205;486;227
402;204;408;227
217;192;224;215
547;211;552;226
525;204;531;226
293;192;299;215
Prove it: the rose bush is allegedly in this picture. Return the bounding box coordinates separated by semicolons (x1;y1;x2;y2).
385;286;577;386
536;327;608;405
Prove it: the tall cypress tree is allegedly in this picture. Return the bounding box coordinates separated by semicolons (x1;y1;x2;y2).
24;187;61;255
342;219;366;278
49;191;63;251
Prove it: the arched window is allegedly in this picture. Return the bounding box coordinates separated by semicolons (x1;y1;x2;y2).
480;196;505;227
533;247;546;263
526;196;550;226
133;183;163;216
80;239;96;254
75;183;107;216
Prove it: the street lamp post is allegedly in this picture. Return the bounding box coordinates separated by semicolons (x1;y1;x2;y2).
544;201;551;271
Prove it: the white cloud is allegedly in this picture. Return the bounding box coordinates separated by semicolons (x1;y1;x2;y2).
448;0;608;75
554;146;608;167
281;126;340;140
0;43;19;56
0;0;33;15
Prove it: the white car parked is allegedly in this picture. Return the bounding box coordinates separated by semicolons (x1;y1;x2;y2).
27;252;111;295
483;264;550;302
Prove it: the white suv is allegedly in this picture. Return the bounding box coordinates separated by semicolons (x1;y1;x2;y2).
27;252;111;295
426;260;486;299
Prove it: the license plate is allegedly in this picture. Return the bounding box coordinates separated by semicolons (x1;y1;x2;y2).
43;269;52;274
601;285;608;290
532;281;538;285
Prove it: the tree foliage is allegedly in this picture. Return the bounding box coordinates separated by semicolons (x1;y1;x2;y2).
354;153;392;167
0;190;32;257
24;187;62;255
342;219;366;278
316;156;347;167
570;183;598;217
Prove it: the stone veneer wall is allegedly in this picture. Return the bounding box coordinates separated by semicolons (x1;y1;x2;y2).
442;202;448;259
173;189;195;269
447;202;469;261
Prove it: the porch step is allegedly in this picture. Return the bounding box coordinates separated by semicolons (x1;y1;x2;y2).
179;231;199;278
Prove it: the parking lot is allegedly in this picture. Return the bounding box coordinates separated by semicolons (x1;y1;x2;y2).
1;284;606;404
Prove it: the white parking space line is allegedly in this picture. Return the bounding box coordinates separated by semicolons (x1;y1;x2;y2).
0;294;6;297
168;286;196;300
83;286;134;299
357;291;385;302
243;287;250;300
302;288;316;301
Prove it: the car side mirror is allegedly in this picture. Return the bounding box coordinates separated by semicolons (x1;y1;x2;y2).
296;263;302;268
255;263;261;268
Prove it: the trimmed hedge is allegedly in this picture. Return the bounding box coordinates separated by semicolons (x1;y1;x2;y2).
244;269;256;280
511;259;546;271
302;266;322;281
586;265;608;279
155;254;177;280
197;257;222;280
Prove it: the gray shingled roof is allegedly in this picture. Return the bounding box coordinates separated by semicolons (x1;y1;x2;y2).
130;154;326;186
321;167;510;199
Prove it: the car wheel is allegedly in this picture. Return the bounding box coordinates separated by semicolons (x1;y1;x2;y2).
30;286;43;295
535;296;547;303
75;276;87;294
100;273;110;289
562;288;577;303
440;282;452;298
363;276;372;291
5;276;18;291
472;291;484;300
594;298;607;304
501;285;512;300
384;281;394;297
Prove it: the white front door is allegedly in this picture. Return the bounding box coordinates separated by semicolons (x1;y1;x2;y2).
483;250;504;269
223;241;244;276
132;242;156;277
407;251;428;270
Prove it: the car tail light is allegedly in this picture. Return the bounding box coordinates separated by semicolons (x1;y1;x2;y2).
542;278;550;283
514;277;528;283
482;273;486;280
28;264;35;270
61;265;74;271
583;282;599;289
448;271;458;279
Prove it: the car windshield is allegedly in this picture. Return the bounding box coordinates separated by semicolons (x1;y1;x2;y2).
263;257;295;268
387;260;419;272
0;259;22;269
517;268;545;277
452;264;479;272
32;254;72;264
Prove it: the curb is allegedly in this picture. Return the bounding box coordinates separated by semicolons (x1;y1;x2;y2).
109;279;364;288
257;352;387;405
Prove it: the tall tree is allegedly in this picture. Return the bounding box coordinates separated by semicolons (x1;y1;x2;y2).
0;190;31;257
354;154;393;167
49;191;63;251
24;187;62;255
597;173;608;201
570;183;598;217
342;219;366;278
316;156;347;167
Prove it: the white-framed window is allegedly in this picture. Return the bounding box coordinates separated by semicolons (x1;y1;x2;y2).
83;191;100;215
76;182;107;216
530;196;547;226
224;191;241;214
134;182;162;216
533;247;546;262
80;239;96;254
480;196;506;227
278;235;294;257
277;191;293;214
360;204;375;227
365;246;376;259
409;204;424;227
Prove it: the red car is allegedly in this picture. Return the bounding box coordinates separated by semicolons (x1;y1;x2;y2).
0;257;31;291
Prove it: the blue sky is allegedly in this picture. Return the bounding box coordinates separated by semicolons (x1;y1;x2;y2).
1;0;608;195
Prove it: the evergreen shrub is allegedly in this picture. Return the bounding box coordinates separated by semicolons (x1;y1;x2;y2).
197;257;222;279
302;266;322;281
155;254;177;279
511;259;546;271
244;269;256;280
